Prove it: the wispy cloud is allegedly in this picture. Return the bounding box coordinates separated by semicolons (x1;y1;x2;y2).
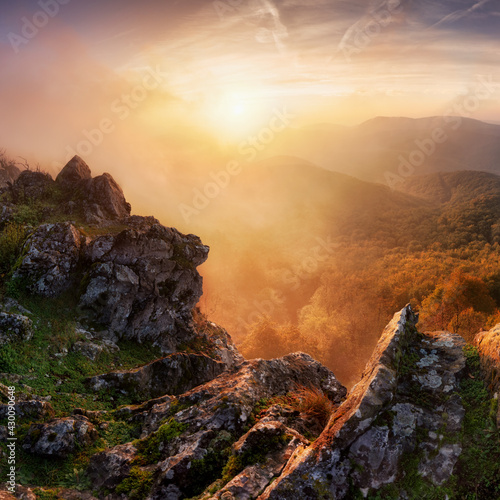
429;0;492;29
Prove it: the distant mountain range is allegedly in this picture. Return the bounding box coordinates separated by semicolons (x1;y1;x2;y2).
265;116;500;185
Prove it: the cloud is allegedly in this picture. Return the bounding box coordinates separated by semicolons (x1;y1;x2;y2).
429;0;493;29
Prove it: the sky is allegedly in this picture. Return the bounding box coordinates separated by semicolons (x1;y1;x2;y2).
0;0;499;222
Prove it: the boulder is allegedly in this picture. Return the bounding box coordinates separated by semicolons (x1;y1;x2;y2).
86;353;227;402
13;222;83;297
0;312;33;343
23;415;98;458
11;171;54;203
55;155;92;189
54;156;130;223
214;421;310;500
83;173;131;222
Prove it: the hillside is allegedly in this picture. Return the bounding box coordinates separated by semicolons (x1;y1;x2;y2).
184;157;500;386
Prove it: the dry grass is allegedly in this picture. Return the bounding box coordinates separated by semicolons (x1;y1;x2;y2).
292;385;335;427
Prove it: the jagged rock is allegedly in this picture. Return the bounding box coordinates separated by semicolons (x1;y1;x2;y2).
13;222;84;297
259;306;467;499
87;443;137;490
55;155;92;189
475;324;500;427
53;156;130;223
88;353;346;499
23;415;98;458
0;400;54;421
78;223;210;352
86;353;227;402
11;171;54;203
7;213;238;358
0;312;33;343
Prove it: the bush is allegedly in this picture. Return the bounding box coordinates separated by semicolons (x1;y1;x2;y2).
0;222;26;275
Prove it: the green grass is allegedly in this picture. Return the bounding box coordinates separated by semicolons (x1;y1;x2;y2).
453;345;500;499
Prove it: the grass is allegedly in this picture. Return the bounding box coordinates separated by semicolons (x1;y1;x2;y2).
453;345;500;499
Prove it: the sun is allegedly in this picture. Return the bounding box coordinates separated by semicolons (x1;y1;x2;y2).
231;102;246;116
201;88;269;141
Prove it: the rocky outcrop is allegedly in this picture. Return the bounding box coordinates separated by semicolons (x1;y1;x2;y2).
55;156;131;223
259;306;468;499
475;324;500;427
86;353;227;402
78;222;209;352
0;312;33;343
87;352;346;499
10;218;222;355
23;415;98;458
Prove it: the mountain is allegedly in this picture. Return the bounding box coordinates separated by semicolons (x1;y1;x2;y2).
264;117;500;184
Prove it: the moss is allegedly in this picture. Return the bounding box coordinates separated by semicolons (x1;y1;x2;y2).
115;466;154;500
220;430;292;486
185;447;233;498
133;418;188;465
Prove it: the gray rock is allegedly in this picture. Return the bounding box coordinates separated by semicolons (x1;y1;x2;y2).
23;415;98;458
87;443;137;490
86;352;227;402
78;223;210;353
0;312;33;344
0;400;54;421
215;421;310;500
83;173;131;222
13;222;83;297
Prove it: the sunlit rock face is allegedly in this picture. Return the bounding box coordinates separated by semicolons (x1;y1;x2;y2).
260;306;468;499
